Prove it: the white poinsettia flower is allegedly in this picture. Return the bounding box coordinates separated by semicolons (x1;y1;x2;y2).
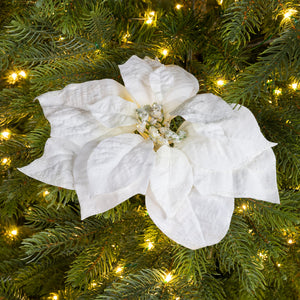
19;55;280;250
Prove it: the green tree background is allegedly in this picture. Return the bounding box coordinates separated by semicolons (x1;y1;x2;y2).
0;0;299;299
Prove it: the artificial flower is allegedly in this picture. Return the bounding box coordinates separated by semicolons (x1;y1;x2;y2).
19;55;279;249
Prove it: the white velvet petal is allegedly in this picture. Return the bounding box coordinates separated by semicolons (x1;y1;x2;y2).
42;106;109;148
87;95;137;128
119;55;159;106
178;117;276;171
177;123;279;203
149;65;199;111
171;93;233;122
233;149;280;203
37;79;133;108
223;104;277;148
18;138;78;189
149;146;193;217
74;133;155;219
146;187;234;249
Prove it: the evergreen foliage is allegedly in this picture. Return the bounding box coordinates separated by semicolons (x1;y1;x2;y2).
0;0;299;299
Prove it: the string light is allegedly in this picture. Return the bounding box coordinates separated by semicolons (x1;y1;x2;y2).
1;157;10;165
216;79;226;87
43;190;50;197
163;273;173;283
115;266;123;273
146;239;154;250
145;18;153;25
274;89;282;96
145;11;156;25
175;4;183;9
1;130;11;139
217;0;223;5
277;263;281;267
287;239;295;244
258;252;268;260
283;9;297;21
122;32;131;43
10;229;18;236
9;72;18;84
242;204;247;210
19;70;27;78
290;82;298;90
161;49;169;57
8;71;27;83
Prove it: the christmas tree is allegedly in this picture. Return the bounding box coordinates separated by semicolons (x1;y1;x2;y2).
0;0;299;299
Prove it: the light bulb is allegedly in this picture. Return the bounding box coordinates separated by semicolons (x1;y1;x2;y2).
288;239;295;244
1;157;10;165
283;9;297;21
19;71;27;78
242;204;247;210
11;73;18;81
290;82;298;90
175;4;183;9
116;266;123;273
217;0;223;4
1;130;11;139
161;49;169;56
146;239;154;250
146;18;153;24
216;79;225;87
164;273;173;283
277;263;281;267
274;89;282;96
149;11;155;16
11;229;18;236
53;295;58;300
43;190;50;197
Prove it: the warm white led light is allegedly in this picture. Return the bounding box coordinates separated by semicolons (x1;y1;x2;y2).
164;273;173;283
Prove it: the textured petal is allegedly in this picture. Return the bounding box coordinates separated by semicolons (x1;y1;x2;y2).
119;55;160;106
119;55;199;110
146;187;234;249
88;96;137;128
37;79;133;108
223;104;277;148
74;133;155;219
42;106;110;148
233;149;280;203
171;93;234;122
149;146;193;217
149;65;199;111
18;138;78;189
178;111;276;171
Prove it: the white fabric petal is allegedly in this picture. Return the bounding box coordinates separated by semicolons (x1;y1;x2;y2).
177;121;279;203
119;55;160;106
87;95;137;128
146;187;234;249
18;138;78;189
37;79;133;108
41;106;110;148
74;133;155;219
233;149;280;203
119;55;199;110
223;104;277;148
171;93;234;122
149;65;199;111
149;146;193;217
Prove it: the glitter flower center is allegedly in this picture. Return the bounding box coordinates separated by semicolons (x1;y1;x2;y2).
136;103;186;150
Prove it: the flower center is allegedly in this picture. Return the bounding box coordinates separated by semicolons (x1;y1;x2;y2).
136;103;186;150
